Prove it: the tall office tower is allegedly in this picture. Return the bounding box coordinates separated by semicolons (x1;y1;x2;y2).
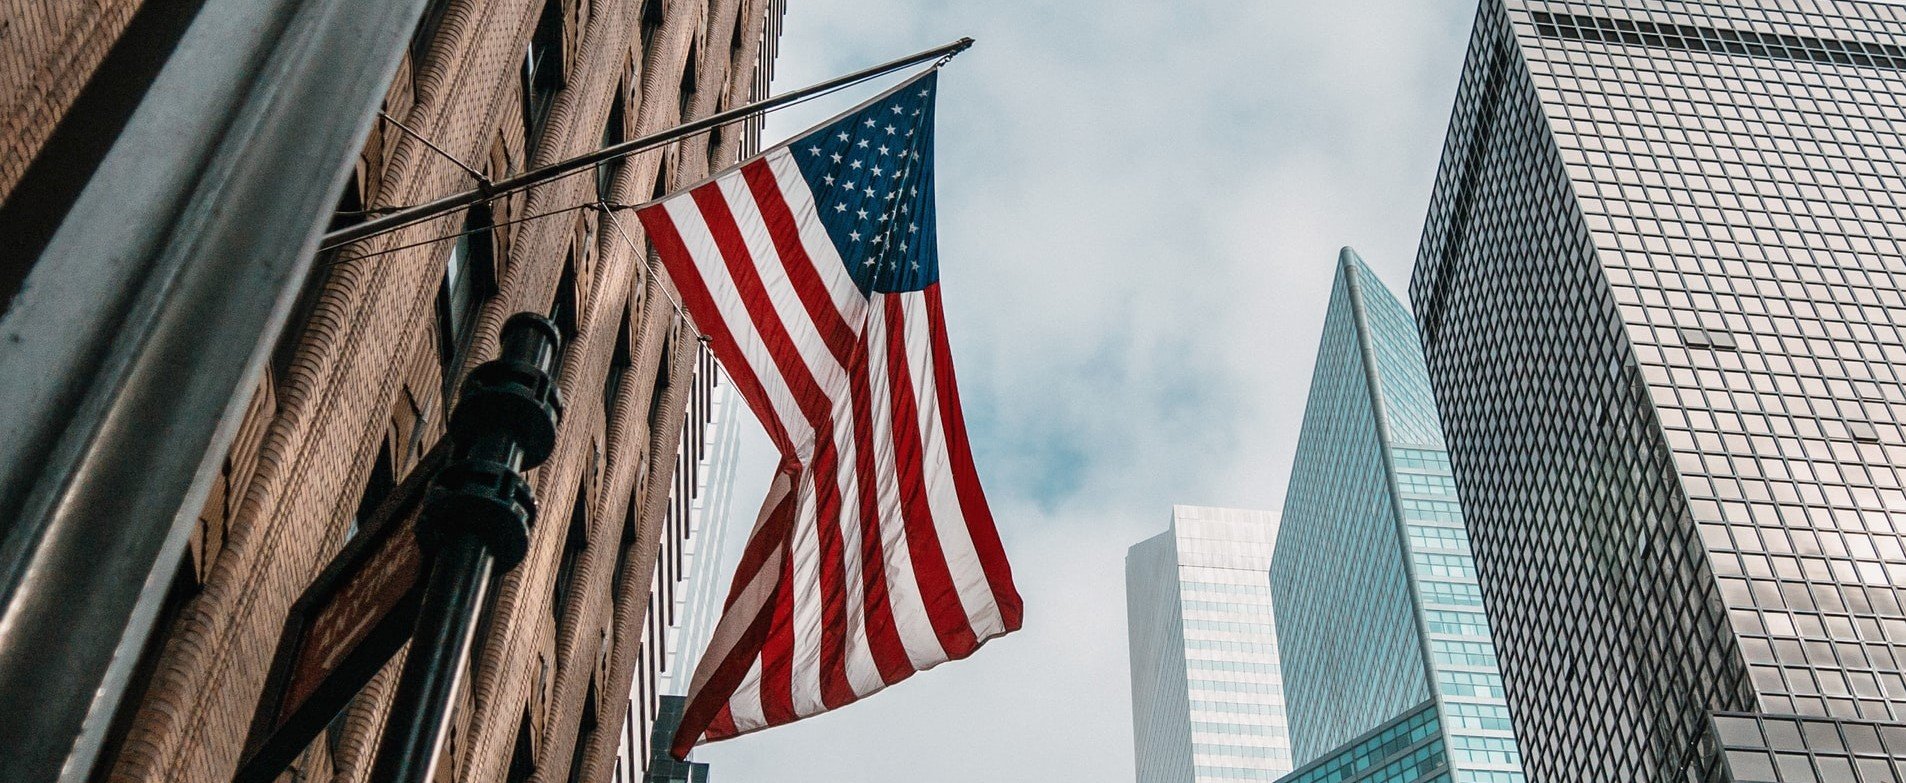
1271;249;1524;783
664;381;748;697
607;377;746;783
1413;1;1906;780
0;2;788;782
1127;506;1294;783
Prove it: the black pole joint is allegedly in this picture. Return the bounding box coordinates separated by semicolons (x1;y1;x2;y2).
371;313;565;783
417;313;564;568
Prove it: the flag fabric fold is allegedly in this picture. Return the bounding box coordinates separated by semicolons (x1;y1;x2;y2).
635;68;1022;758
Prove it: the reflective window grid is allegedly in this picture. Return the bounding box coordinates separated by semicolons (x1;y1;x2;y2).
1129;507;1295;782
1411;0;1906;781
1278;701;1448;783
1272;251;1526;783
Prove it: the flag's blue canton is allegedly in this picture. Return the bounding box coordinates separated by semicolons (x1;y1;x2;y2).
792;72;939;295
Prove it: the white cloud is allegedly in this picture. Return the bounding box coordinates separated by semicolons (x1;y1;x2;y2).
695;1;1476;779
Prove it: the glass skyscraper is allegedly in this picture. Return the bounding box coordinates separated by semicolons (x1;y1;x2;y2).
1128;506;1294;782
614;371;747;782
1270;249;1524;783
1414;1;1906;780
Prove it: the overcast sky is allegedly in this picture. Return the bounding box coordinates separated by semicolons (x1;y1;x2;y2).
697;2;1478;779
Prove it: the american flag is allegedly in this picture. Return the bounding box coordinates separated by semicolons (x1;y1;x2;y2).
636;70;1022;757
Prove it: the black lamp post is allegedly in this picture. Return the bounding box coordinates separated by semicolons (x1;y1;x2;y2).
370;313;565;783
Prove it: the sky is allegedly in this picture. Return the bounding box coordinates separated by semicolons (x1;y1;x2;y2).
697;2;1480;780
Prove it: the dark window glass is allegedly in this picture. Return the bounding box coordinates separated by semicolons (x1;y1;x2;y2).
349;441;396;540
552;492;588;626
435;205;495;392
409;0;455;81
506;713;536;783
647;342;671;432
551;253;579;351
327;169;367;233
604;305;631;421
639;0;663;53
597;86;626;202
522;0;566;144
272;173;367;383
610;501;637;602
566;681;599;783
652;158;672;201
677;43;697;122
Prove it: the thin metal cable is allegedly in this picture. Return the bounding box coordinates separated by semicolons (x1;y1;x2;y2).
379;110;491;188
600;204;734;396
330;66;896;251
600;203;699;338
323;202;597;265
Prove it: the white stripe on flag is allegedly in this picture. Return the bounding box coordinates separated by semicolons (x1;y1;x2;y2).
898;292;1005;639
660;195;816;451
710;172;840;715
727;653;768;733
716;172;853;395
860;294;947;668
766;150;868;326
785;474;827;715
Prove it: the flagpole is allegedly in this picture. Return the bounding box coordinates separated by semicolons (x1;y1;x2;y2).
367;313;565;783
320;37;974;252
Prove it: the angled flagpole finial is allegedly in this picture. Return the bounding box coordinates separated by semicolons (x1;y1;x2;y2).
935;37;975;68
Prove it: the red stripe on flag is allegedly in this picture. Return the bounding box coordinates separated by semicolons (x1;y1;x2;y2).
880;296;979;658
689;185;856;703
640;204;794;618
924;285;1023;630
636;204;795;457
759;543;798;724
806;438;855;707
671;473;800;758
845;336;914;685
688;186;835;430
707;705;737;742
741;159;859;369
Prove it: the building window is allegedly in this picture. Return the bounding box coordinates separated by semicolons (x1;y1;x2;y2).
604;305;631;422
1849;420;1881;443
327;169;368;233
638;0;662;54
567;681;599;783
647;341;671;432
1678;325;1738;350
506;711;536;783
348;441;396;540
436;205;495;392
610;501;637;602
522;0;566;145
408;0;455;86
550;253;579;352
677;43;698;122
651;158;673;201
272;173;368;382
552;491;588;627
597;86;626;202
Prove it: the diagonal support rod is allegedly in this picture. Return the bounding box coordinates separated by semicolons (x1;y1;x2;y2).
319;37;973;252
379;110;491;188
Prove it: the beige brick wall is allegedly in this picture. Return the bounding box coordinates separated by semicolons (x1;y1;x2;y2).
99;0;775;781
0;0;147;201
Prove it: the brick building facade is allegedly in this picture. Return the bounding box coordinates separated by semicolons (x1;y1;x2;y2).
3;0;783;780
0;0;144;202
